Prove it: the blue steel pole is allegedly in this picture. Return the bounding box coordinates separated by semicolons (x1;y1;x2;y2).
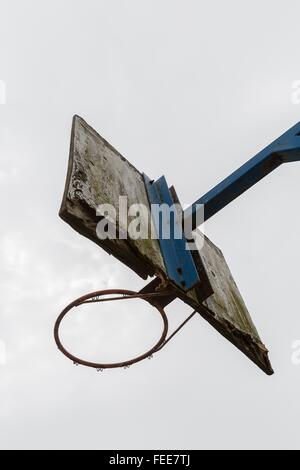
184;122;300;230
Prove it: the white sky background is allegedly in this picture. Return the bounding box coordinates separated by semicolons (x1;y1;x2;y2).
1;0;300;450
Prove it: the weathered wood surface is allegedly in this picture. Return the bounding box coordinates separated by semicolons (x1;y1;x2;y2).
187;231;273;375
60;115;273;375
60;115;165;280
171;198;273;375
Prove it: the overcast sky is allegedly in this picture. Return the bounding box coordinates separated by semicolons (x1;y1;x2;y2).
1;0;300;450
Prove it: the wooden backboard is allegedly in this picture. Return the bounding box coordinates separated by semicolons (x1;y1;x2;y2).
60;116;273;375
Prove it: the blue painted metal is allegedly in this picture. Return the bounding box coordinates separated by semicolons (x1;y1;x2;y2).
184;121;300;229
143;174;201;292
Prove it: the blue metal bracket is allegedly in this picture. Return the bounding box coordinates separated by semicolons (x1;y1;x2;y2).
184;121;300;229
143;174;201;292
141;120;300;306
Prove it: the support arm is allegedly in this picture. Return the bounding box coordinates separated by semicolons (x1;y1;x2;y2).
184;122;300;229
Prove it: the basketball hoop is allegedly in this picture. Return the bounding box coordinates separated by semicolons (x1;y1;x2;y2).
56;115;294;375
54;288;200;370
54;289;171;370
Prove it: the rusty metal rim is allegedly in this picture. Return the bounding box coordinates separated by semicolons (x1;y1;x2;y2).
54;289;169;370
